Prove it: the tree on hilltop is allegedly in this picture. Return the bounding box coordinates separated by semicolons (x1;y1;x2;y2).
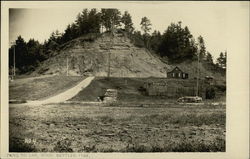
197;35;206;61
216;51;227;69
101;9;121;31
140;17;152;48
121;11;134;33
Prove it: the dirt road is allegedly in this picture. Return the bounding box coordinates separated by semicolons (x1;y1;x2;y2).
28;76;95;105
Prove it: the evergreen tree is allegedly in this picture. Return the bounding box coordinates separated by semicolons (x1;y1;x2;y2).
197;35;206;61
158;21;196;62
149;30;162;52
14;36;28;72
121;11;134;33
131;31;144;47
88;8;101;33
216;51;226;69
140;17;152;48
9;36;44;73
101;9;121;31
61;24;73;43
75;9;89;35
205;52;213;64
140;17;152;35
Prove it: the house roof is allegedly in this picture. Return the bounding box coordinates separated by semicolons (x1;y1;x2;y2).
167;66;188;73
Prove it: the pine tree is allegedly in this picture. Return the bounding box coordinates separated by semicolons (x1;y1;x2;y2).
158;22;196;62
121;11;134;33
101;9;121;31
149;30;162;52
88;8;101;33
140;17;152;48
205;52;213;64
140;17;152;35
197;35;206;61
216;52;226;69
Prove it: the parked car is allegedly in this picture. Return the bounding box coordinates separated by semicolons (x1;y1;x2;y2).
177;96;203;103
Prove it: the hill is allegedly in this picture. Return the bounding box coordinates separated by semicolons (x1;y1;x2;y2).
32;32;167;77
31;32;225;80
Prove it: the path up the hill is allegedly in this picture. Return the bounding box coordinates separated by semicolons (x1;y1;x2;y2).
28;76;95;105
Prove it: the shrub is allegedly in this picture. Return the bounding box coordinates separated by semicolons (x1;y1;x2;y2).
138;86;148;96
206;87;216;99
215;85;226;92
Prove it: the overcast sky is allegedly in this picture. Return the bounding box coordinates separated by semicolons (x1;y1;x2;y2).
9;1;249;59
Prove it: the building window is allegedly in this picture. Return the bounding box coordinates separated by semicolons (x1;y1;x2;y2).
173;73;175;77
183;74;185;78
179;73;181;77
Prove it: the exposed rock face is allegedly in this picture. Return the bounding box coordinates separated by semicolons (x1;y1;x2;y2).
33;32;170;77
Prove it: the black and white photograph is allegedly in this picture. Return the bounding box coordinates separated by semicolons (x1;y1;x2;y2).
1;1;249;158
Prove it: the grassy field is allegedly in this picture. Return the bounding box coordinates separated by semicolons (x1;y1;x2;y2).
69;77;226;102
9;75;85;101
69;77;153;102
9;103;225;152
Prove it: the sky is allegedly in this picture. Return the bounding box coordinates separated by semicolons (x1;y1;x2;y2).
9;1;249;59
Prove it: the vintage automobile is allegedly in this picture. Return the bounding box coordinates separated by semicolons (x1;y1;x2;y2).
177;96;203;103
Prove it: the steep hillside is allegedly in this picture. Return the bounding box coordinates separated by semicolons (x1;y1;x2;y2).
32;32;169;77
32;32;225;80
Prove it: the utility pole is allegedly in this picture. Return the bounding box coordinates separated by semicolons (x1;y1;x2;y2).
107;51;111;78
66;56;69;76
107;22;114;79
14;44;15;77
196;48;200;97
11;42;16;80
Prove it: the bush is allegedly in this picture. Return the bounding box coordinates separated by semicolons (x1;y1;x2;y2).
138;86;148;96
215;85;226;92
206;87;216;99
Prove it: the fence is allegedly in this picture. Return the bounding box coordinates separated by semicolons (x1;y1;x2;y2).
143;79;206;98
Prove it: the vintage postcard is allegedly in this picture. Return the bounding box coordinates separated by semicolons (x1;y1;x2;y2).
1;1;249;159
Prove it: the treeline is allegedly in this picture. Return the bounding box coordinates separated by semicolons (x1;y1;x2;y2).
130;20;226;73
9;8;226;74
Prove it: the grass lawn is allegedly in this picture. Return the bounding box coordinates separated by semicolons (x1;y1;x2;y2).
9;103;225;152
69;77;225;102
9;75;85;101
69;77;153;102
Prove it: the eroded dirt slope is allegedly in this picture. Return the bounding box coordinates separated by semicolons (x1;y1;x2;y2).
32;33;169;77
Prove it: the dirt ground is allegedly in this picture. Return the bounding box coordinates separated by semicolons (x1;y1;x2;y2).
9;103;225;152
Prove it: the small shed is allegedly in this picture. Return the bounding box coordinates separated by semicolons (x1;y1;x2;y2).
167;66;188;79
103;89;118;103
